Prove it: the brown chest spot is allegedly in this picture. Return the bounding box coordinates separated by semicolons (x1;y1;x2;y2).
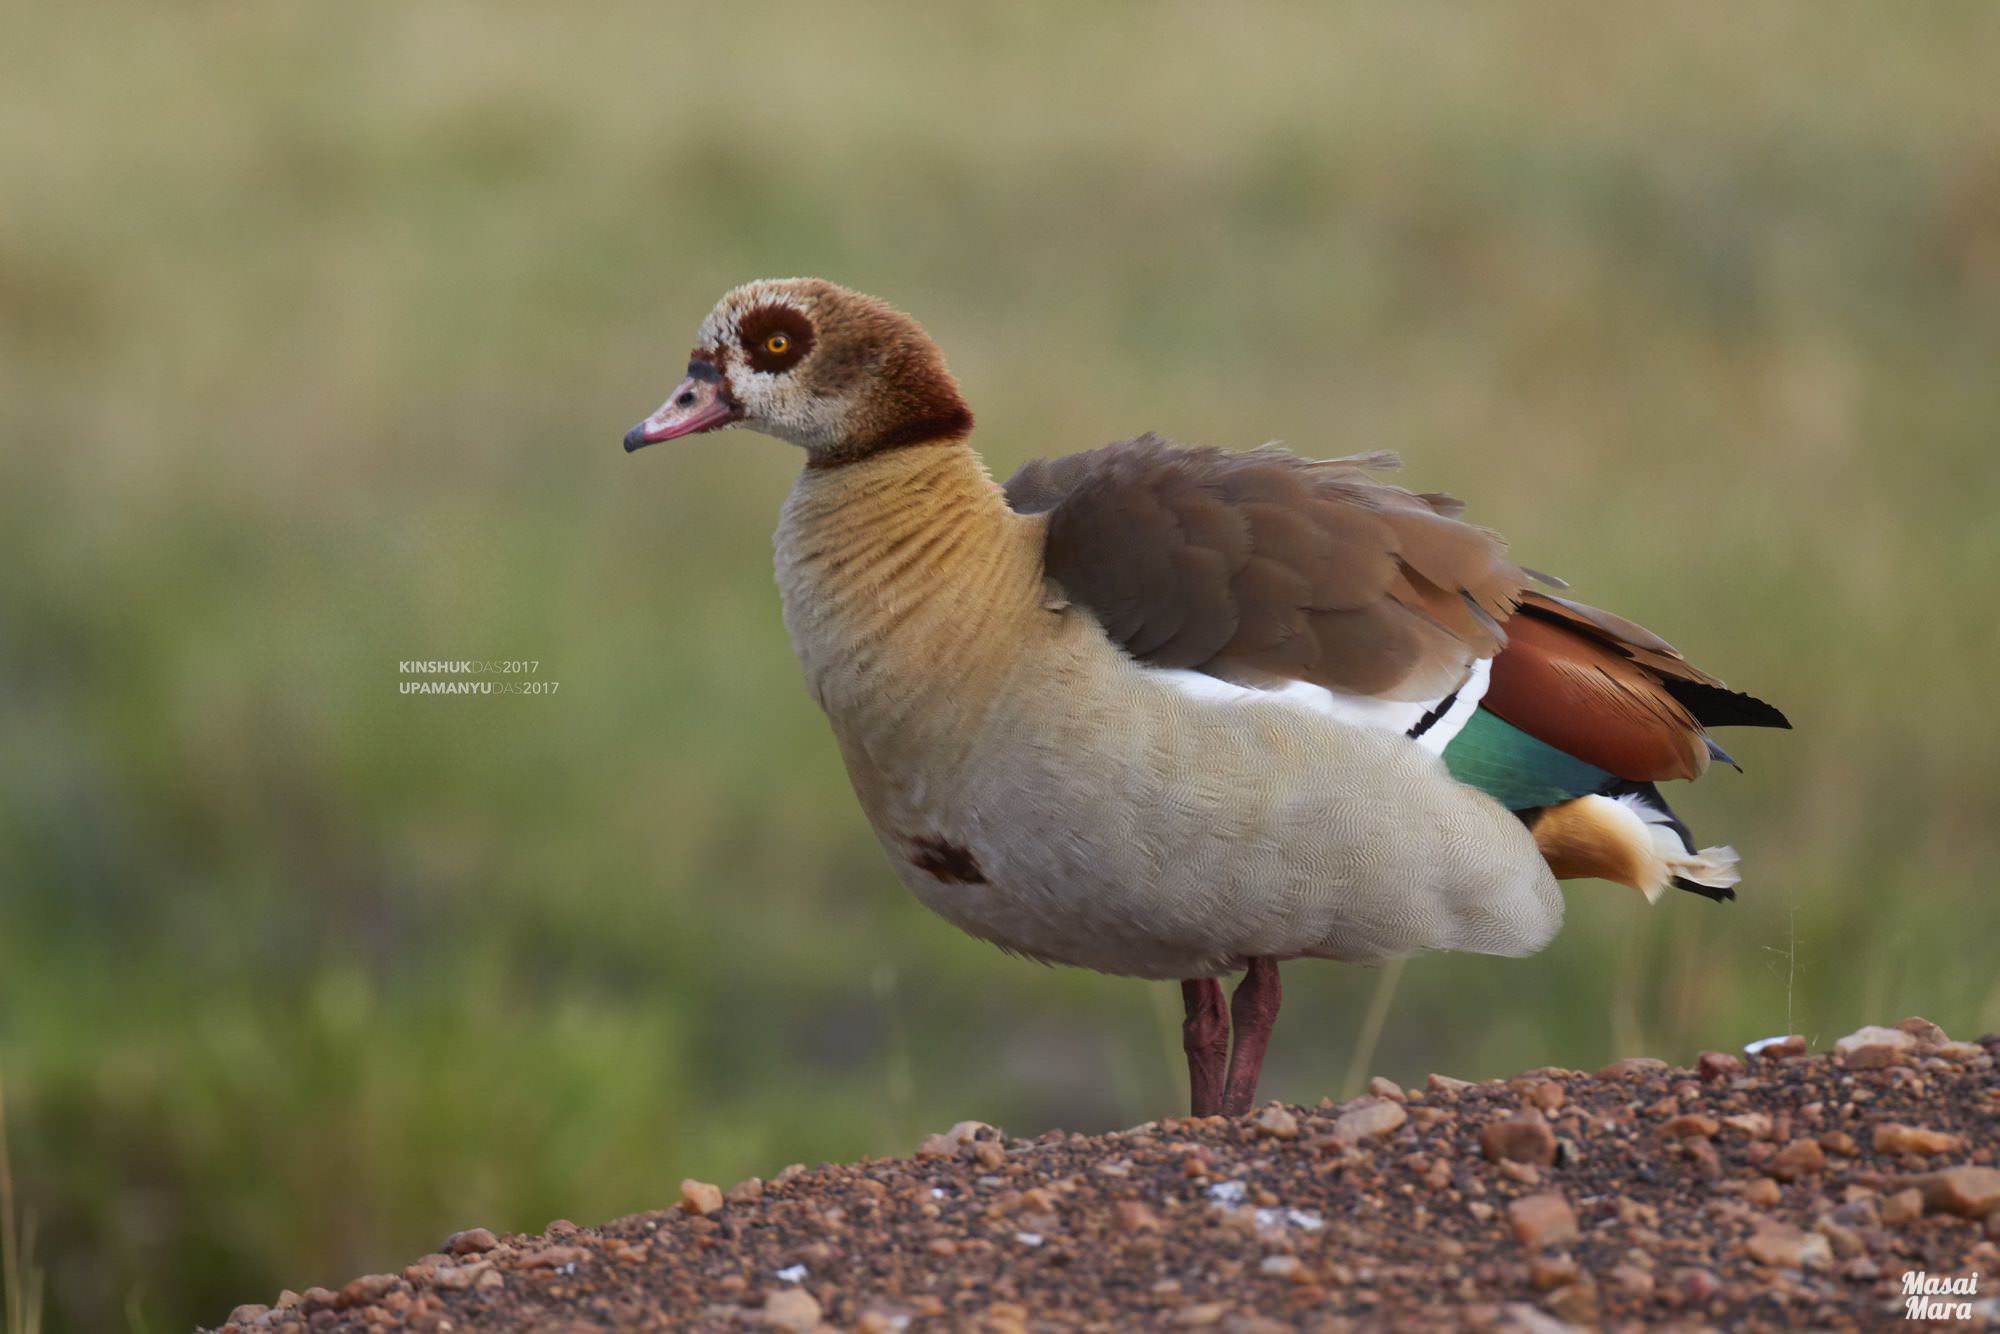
907;835;986;885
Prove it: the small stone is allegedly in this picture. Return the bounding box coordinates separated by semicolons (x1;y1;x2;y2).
1662;1114;1720;1139
1915;1166;2000;1218
1173;1301;1234;1327
335;1275;399;1309
1894;1016;1948;1045
1721;1111;1774;1140
1542;1276;1599;1323
1844;1044;1906;1071
1508;1193;1579;1249
680;1179;725;1216
228;1306;272;1325
1115;1200;1161;1231
519;1244;587;1271
1528;1253;1578;1289
431;1261;492;1291
1427;1073;1473;1093
1252;1104;1300;1138
1331;1098;1407;1144
1675;1267;1721;1303
925;1237;959;1258
1881;1188;1925;1225
1813;1219;1864;1258
1765;1139;1825;1181
1745;1222;1831;1269
1735;1177;1782;1207
1259;1254;1303;1278
444;1227;499;1256
1818;1131;1858;1157
1528;1081;1565;1113
1606;1263;1653;1299
1939;1041;1991;1063
761;1287;823;1333
973;1141;1006;1169
1481;1109;1557;1166
1696;1051;1743;1081
771;1163;807;1186
1367;1076;1405;1101
1835;1025;1916;1056
1498;1160;1541;1185
1595;1057;1668;1079
1872;1123;1960;1156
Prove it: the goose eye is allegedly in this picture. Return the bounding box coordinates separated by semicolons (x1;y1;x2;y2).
764;333;790;355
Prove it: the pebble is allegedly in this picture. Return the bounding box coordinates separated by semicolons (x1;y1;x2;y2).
1527;1253;1577;1289
1696;1051;1744;1081
1252;1105;1300;1139
1720;1111;1773;1140
1367;1076;1405;1101
1764;1139;1824;1181
334;1273;399;1309
1661;1114;1719;1139
443;1228;498;1256
1872;1123;1960;1156
726;1177;765;1205
1507;1193;1578;1249
1894;1016;1948;1045
1744;1222;1831;1269
1835;1025;1915;1056
1881;1188;1926;1225
430;1261;492;1291
680;1179;725;1216
1732;1178;1782;1207
1480;1110;1556;1166
1915;1166;2000;1218
760;1287;822;1333
1331;1098;1407;1145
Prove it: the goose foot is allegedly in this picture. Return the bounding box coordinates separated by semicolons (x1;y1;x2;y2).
1180;978;1229;1116
1221;956;1282;1116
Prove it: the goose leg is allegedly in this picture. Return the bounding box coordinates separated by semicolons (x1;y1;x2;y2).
1179;978;1229;1117
1221;957;1282;1115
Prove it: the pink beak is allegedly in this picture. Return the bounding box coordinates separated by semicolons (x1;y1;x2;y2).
624;363;739;452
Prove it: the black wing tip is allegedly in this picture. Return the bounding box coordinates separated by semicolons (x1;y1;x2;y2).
1663;679;1792;732
1671;874;1738;904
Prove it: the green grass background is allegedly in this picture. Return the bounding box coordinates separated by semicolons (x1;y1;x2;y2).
3;3;1997;1328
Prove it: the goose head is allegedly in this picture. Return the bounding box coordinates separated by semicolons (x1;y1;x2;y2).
624;278;972;466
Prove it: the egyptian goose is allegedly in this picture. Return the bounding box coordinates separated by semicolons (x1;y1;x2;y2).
624;279;1789;1117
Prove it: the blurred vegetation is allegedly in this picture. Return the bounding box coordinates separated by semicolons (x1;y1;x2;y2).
2;2;1997;1328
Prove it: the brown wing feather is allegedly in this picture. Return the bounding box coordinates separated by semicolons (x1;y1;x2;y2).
1482;612;1711;781
1005;436;1533;702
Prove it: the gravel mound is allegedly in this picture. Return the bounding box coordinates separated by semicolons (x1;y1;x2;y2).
211;1021;1999;1331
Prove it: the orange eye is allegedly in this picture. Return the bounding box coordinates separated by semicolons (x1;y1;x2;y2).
764;333;790;355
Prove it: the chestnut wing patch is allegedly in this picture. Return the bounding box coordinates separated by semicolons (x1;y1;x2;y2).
1006;436;1534;702
1479;592;1790;783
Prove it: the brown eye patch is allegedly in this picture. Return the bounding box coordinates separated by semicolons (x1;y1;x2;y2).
737;305;815;374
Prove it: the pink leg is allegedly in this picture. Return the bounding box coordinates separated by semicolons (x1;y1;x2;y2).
1180;978;1229;1117
1221;957;1283;1115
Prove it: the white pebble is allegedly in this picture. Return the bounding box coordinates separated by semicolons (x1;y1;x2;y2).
1014;1232;1043;1247
776;1264;807;1283
1207;1180;1247;1205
